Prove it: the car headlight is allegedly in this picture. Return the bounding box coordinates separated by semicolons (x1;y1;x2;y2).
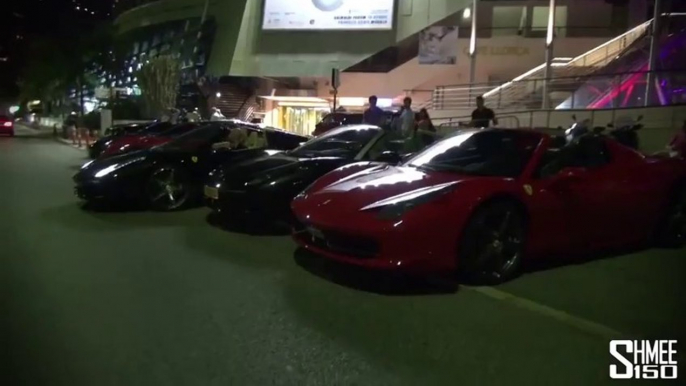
94;157;146;178
360;182;458;220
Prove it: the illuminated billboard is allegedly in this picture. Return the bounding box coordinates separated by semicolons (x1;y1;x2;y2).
262;0;394;31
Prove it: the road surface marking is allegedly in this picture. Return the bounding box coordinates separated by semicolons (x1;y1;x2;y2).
465;285;625;340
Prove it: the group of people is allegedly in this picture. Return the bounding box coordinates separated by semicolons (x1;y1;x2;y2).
160;107;225;124
361;94;499;152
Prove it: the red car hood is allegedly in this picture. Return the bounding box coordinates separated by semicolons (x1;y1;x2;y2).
302;165;473;213
104;135;170;155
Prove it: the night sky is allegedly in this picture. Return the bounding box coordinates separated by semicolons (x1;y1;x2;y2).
2;0;685;101
1;0;114;99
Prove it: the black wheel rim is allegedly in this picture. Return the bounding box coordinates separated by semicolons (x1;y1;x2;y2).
472;210;523;279
148;168;187;209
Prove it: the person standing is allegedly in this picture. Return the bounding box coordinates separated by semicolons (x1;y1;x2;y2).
397;97;415;137
471;96;498;128
210;107;225;121
186;108;201;122
415;108;437;148
363;95;386;126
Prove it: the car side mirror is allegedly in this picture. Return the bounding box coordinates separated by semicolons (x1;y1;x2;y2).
376;151;403;164
572;114;577;121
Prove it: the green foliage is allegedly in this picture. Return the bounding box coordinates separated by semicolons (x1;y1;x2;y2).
136;56;181;118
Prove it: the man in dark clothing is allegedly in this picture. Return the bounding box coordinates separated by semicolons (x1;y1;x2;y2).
471;96;498;128
363;95;386;126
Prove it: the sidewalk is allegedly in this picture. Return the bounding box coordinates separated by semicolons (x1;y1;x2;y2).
15;122;94;151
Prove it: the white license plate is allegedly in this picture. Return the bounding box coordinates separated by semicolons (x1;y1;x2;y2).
307;226;325;239
204;186;219;200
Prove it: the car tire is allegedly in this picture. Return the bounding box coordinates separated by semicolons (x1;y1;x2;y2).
457;201;526;285
655;184;686;248
145;166;191;211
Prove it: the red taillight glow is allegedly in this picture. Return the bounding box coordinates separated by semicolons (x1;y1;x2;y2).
2;121;12;127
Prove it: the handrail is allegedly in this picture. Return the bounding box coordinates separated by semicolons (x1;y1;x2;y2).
430;13;686;111
429;18;665;111
431;69;686;111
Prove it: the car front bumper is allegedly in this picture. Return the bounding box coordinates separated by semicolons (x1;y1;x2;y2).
73;177;142;202
204;186;294;220
290;209;459;275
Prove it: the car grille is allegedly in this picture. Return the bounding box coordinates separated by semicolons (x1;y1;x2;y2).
295;221;379;259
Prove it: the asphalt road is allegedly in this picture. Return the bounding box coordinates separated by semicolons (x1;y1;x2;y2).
1;126;685;385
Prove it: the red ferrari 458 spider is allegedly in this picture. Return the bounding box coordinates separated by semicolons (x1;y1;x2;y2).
100;122;199;157
292;128;686;283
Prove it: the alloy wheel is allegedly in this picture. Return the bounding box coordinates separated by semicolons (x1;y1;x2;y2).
475;210;523;280
147;168;188;210
460;204;525;284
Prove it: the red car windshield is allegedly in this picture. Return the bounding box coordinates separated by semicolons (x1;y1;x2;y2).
289;126;380;158
406;130;542;177
157;124;224;151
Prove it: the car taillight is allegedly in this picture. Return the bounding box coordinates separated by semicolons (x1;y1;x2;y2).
2;122;11;127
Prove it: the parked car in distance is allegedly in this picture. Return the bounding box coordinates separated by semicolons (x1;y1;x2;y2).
291;129;686;284
104;122;154;137
313;111;401;137
204;124;413;222
74;121;308;211
89;121;158;159
0;115;14;137
313;112;362;137
99;122;199;158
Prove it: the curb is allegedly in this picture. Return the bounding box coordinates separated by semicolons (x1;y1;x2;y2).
55;137;91;150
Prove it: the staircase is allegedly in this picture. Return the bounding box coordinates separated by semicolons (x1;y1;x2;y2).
429;19;653;111
215;83;253;119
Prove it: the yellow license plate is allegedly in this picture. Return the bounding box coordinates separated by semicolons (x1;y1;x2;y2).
204;186;219;200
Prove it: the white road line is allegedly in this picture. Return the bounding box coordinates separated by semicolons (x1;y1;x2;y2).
464;285;626;340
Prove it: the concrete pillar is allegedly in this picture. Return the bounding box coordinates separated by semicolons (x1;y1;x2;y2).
542;0;556;109
468;0;478;106
645;0;661;107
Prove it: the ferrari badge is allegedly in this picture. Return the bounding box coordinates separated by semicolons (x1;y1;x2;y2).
523;184;533;196
191;156;198;163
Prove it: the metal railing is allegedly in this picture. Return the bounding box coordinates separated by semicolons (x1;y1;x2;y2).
425;105;686;155
430;69;686;112
429;19;654;111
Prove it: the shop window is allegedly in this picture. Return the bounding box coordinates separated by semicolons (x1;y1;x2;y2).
492;6;526;37
531;6;567;38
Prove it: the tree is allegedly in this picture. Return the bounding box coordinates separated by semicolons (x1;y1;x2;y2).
137;55;181;118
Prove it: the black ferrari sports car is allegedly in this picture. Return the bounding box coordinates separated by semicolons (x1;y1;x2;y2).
88;121;166;159
74;120;308;211
204;124;411;220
